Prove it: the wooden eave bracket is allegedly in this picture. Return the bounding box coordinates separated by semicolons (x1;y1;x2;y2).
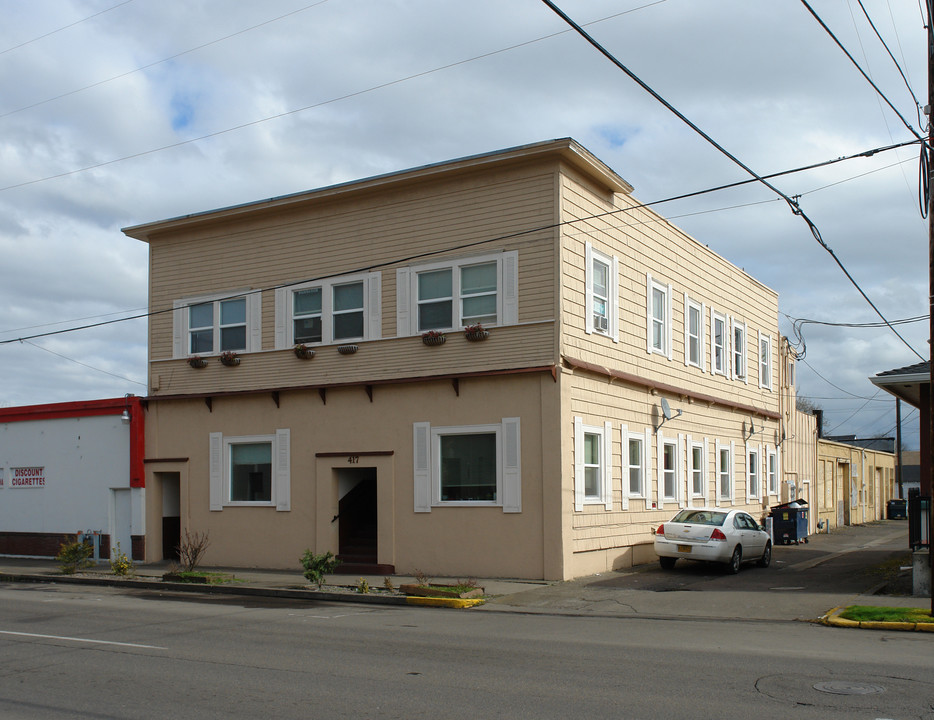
271;391;280;408
319;388;327;405
204;397;213;413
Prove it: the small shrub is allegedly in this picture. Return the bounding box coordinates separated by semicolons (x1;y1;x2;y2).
110;543;133;576
300;550;341;587
357;577;371;594
176;529;210;572
414;568;430;586
57;534;94;574
383;577;395;593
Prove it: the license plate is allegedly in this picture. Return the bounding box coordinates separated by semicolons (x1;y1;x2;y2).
677;545;692;553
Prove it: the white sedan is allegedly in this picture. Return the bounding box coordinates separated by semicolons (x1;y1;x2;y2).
654;507;772;573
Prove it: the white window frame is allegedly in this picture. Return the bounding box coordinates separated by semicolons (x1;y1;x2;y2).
209;430;290;511
656;432;682;509
396;251;518;336
767;447;779;496
710;309;729;377
732;318;748;383
413;419;521;512
715;439;735;506
684;295;706;370
585;243;619;341
620;424;650;509
687;436;707;505
746;443;762;501
758;331;773;390
275;272;381;348
646;273;673;360
173;290;262;358
574;418;613;511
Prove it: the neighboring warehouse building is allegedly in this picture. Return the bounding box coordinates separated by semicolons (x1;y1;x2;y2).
0;397;147;560
124;139;788;581
815;438;896;531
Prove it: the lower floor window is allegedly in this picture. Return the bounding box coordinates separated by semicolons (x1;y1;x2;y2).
663;441;677;500
439;432;497;502
718;444;733;501
690;444;704;497
230;442;272;502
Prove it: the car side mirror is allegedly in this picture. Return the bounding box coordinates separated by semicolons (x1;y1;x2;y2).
758;524;766;532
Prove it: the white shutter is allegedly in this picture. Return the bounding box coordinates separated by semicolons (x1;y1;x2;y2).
275;429;290;511
730;441;737;505
683;293;691;368
396;268;411;337
502;251;518;326
700;302;707;372
603;421;613;510
666;283;674;361
709;306;715;374
703;437;710;506
248;292;262;352
745;443;752;503
678;433;686;508
502;417;521;513
726;315;733;380
367;272;382;340
585;243;595;335
644;427;652;503
610;256;619;343
209;433;224;511
413;422;431;512
686;434;693;507
274;287;288;349
574;417;584;511
173;300;187;358
656;431;665;511
645;272;653;354
620;424;630;511
715;440;722;508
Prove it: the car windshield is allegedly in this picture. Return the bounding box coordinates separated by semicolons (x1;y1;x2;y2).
670;509;727;526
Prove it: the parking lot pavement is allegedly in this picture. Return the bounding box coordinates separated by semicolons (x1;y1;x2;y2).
482;521;929;622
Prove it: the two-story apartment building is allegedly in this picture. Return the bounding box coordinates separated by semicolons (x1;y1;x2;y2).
124;138;783;580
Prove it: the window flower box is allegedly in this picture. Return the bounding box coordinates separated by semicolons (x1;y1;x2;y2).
337;344;358;355
188;355;207;369
421;330;446;346
294;344;315;360
464;323;489;342
219;351;240;367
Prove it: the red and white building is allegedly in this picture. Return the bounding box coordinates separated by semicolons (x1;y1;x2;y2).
0;397;148;560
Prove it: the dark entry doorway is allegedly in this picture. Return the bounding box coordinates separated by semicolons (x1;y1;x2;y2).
157;472;181;561
335;468;379;571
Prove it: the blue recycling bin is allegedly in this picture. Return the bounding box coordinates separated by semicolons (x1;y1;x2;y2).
770;500;809;545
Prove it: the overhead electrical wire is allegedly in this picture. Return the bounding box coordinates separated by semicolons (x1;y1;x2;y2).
0;0;135;57
541;0;924;362
0;139;916;347
21;339;146;387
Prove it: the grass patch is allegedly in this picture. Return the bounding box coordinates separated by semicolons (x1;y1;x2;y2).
840;605;934;623
164;571;240;585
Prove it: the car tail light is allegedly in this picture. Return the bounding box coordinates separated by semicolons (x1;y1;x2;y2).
655;524;665;535
710;528;727;541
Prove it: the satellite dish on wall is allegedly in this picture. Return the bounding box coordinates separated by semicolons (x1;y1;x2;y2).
661;398;673;421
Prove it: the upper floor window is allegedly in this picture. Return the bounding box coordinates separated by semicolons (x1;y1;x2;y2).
711;310;728;376
646;273;672;359
397;251;517;336
585;243;618;340
173;291;261;358
684;296;705;370
275;272;381;348
732;319;747;381
759;332;772;390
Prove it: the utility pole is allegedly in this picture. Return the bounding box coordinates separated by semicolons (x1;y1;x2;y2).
896;398;903;498
927;0;934;615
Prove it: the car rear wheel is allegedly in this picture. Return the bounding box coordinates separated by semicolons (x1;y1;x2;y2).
727;546;742;574
659;556;676;570
757;541;771;568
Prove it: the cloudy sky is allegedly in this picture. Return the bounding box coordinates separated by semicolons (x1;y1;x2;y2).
0;0;927;447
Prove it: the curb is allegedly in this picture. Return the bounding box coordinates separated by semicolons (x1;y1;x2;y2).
0;572;487;608
820;606;934;632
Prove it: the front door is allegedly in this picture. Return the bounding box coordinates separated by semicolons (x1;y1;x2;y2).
336;468;377;566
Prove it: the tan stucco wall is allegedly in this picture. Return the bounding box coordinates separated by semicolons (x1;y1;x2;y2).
144;372;559;579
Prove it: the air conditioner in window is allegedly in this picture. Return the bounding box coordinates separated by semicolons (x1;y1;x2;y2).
594;315;609;332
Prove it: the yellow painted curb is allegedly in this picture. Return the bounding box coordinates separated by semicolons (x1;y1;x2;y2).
916;623;934;633
822;606;934;631
406;596;485;609
861;620;915;631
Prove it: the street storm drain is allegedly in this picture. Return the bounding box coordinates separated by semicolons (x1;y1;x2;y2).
757;674;934;714
813;681;885;696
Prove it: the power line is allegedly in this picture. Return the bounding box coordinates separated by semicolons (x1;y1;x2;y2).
0;139;917;346
542;0;924;362
799;0;923;140
0;0;135;56
20;340;146;387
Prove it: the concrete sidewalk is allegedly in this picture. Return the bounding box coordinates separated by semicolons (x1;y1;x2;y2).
0;520;928;622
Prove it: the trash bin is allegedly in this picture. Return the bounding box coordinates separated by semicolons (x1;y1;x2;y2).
770;500;809;545
886;499;907;520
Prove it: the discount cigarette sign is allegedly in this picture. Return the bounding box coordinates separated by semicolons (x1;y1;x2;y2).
10;467;45;488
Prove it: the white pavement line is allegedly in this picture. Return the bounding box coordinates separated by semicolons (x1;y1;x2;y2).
0;630;166;650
